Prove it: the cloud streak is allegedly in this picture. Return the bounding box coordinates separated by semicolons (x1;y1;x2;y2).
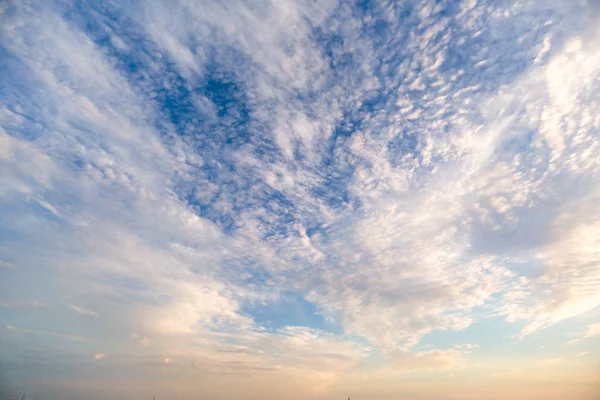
70;305;99;317
567;323;600;344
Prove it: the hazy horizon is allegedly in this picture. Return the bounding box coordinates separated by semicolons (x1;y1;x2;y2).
1;0;600;399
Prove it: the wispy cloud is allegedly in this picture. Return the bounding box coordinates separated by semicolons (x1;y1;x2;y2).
3;324;89;342
0;299;43;308
36;199;63;218
70;305;99;317
567;323;600;344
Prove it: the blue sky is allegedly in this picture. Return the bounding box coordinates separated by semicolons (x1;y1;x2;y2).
1;1;600;399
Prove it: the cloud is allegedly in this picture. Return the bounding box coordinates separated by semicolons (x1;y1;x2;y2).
1;0;600;397
453;343;479;350
93;353;106;360
388;348;466;372
139;336;151;346
567;323;600;344
2;324;89;342
70;305;99;317
130;333;151;346
36;199;63;218
0;259;15;268
0;299;43;308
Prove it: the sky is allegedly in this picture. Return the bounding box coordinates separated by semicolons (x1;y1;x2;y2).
1;0;600;399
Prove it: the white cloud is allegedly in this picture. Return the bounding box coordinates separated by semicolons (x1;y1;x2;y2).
567;323;600;344
70;305;99;317
534;34;552;64
129;332;150;346
0;124;56;199
139;336;151;346
3;324;89;342
36;199;63;218
1;0;600;395
453;343;479;350
93;353;106;360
